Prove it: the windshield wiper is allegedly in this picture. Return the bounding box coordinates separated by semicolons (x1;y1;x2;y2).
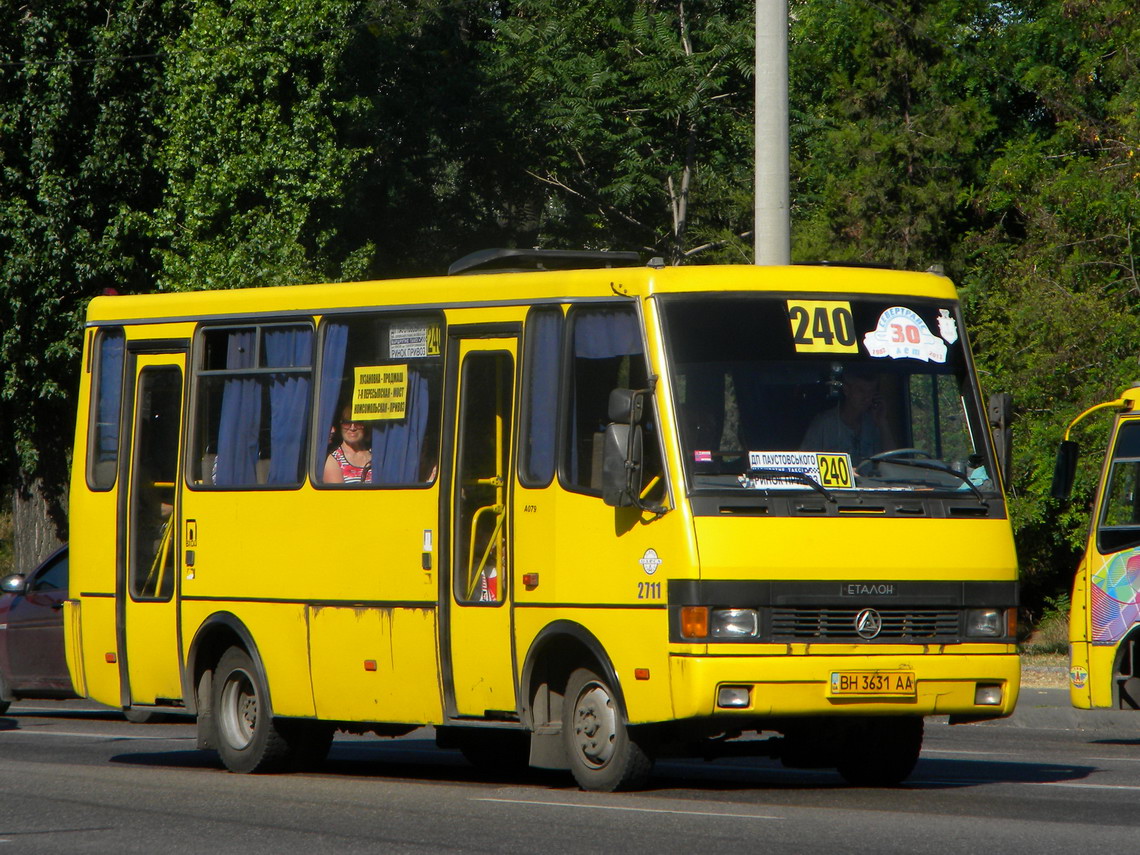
863;454;989;505
741;468;835;503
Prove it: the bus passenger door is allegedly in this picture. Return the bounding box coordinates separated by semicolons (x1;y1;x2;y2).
444;335;518;718
118;350;186;709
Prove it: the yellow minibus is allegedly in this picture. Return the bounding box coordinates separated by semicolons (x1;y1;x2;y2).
67;250;1019;790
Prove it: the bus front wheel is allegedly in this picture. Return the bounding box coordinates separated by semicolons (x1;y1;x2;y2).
562;667;653;792
213;647;296;773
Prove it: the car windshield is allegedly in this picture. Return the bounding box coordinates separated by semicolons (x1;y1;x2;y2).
660;293;998;497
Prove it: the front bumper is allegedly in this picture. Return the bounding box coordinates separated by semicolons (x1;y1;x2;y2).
667;651;1020;720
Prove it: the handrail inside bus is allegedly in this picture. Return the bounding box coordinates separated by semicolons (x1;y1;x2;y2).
143;516;174;598
466;503;505;600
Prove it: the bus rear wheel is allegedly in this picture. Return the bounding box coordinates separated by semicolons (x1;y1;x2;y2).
562;667;653;792
835;716;923;786
213;647;314;773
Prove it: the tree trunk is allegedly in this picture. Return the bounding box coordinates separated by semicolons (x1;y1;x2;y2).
11;476;68;571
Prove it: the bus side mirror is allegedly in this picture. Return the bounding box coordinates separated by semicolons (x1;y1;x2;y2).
602;422;643;507
603;388;646;507
1052;440;1079;500
608;387;644;426
988;393;1012;487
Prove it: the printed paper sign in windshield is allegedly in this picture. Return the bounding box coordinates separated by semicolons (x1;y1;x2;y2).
743;451;854;490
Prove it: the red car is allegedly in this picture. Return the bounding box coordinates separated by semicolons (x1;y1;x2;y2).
0;545;76;713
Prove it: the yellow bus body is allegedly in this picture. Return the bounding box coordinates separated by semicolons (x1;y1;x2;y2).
67;261;1019;788
1063;388;1140;711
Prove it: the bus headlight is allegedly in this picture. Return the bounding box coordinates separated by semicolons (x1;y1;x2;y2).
965;608;1004;637
710;608;759;639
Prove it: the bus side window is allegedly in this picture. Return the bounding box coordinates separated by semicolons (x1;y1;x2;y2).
563;305;663;497
192;324;313;489
519;307;563;488
1099;423;1140;554
315;314;443;486
87;327;125;490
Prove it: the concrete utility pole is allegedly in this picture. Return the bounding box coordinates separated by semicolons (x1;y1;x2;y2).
754;0;790;265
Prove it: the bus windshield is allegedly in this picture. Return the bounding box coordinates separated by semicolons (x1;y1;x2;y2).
660;293;997;497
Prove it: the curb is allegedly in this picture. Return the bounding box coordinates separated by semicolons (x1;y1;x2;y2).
974;688;1139;733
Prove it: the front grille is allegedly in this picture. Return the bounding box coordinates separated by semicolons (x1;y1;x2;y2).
770;608;960;641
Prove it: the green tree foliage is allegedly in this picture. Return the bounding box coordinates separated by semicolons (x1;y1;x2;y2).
790;0;999;270
0;1;384;560
487;0;755;263
0;1;176;559
350;0;544;275
150;0;374;289
964;1;1140;602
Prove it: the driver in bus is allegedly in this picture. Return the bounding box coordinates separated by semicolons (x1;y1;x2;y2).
801;368;895;463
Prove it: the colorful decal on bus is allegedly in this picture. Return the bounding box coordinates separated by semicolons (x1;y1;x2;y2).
1091;548;1140;643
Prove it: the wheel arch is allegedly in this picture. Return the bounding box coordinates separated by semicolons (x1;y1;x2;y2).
1110;625;1140;709
519;620;625;731
182;612;267;716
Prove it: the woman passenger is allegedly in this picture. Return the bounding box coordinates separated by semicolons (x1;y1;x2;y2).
323;406;372;484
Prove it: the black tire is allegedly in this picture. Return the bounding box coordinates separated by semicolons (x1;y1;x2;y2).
835;716;924;786
0;699;9;716
562;667;653;792
212;647;295;773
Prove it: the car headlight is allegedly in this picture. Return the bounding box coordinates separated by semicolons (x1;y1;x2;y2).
710;608;759;639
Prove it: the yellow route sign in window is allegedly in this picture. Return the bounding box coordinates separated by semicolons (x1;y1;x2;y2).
352;364;407;420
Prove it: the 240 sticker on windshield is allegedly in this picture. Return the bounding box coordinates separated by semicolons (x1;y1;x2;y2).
786;300;859;354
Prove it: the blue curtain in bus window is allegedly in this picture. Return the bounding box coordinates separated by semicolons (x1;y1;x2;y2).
214;330;259;486
265;327;312;485
370;368;429;483
95;331;124;461
522;310;562;485
573;308;641;359
569;308;640;478
318;323;349;457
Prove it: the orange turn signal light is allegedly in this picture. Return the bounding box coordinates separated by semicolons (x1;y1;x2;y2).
680;606;709;639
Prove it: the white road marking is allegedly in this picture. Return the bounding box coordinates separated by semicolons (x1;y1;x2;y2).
1033;781;1140;791
473;797;781;819
924;749;1017;756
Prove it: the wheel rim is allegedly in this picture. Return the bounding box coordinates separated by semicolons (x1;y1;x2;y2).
570;681;618;769
218;668;258;750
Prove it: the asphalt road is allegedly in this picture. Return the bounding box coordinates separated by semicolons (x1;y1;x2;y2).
1;690;1137;854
